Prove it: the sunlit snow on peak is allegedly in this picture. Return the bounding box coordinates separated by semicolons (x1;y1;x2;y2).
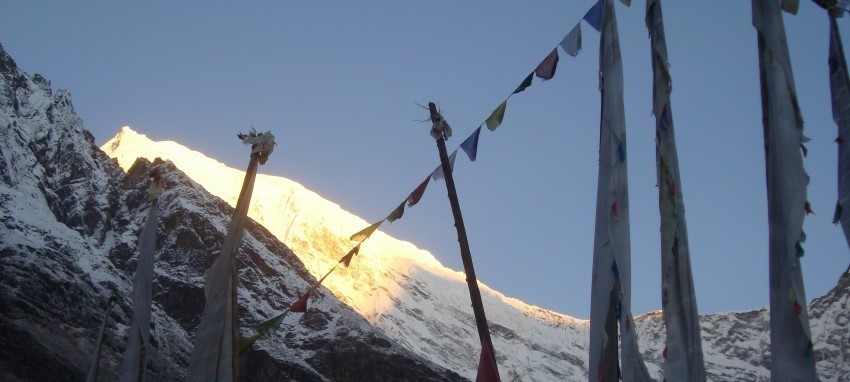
102;126;590;379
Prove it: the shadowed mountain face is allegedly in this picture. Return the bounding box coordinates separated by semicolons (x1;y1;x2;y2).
0;43;464;382
1;41;848;381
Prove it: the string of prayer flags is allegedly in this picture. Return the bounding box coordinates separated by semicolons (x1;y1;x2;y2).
350;220;383;242
486;101;508;131
753;0;818;378
408;175;430;206
534;48;560;81
560;23;582;57
460;127;482;161
432;150;458;181
387;200;406;223
584;0;603;32
512;73;533;95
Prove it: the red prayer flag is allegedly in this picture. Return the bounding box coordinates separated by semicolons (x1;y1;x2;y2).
407;175;430;206
290;291;310;313
475;344;500;382
534;48;559;80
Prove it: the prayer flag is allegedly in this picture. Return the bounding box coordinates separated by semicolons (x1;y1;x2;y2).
753;0;818;378
387;200;406;223
187;149;264;382
475;343;499;382
584;0;603;31
827;12;850;256
350;220;383;242
460;127;482;161
408;175;430;206
647;0;706;379
432;150;458;180
290;291;310;313
512;73;533;94
119;175;163;382
486;101;508;131
781;0;800;14
534;48;559;80
560;23;582;57
341;245;361;267
588;2;653;381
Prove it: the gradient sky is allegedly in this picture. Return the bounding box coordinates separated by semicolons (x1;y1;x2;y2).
2;1;848;319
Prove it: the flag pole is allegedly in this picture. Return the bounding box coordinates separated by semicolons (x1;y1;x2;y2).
427;102;500;381
86;295;116;382
186;129;275;382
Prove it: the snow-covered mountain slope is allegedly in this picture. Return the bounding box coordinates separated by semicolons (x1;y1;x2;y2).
104;127;850;381
0;42;464;382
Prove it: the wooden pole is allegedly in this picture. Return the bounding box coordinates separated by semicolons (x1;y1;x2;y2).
86;295;115;382
428;102;500;381
232;154;259;381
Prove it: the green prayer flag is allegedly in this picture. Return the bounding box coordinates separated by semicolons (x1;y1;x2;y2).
387;200;405;223
237;310;289;355
512;72;533;94
795;241;805;258
486;101;507;131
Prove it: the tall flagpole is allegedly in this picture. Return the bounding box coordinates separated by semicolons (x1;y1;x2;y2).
86;295;116;382
187;130;275;382
428;102;500;382
119;167;165;382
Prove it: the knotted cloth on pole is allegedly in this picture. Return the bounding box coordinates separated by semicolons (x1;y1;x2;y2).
186;131;275;382
646;0;706;380
587;1;653;381
119;168;165;382
752;1;818;379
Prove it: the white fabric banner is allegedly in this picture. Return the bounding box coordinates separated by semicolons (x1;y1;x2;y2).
646;1;707;380
752;0;818;379
588;1;652;381
186;155;261;382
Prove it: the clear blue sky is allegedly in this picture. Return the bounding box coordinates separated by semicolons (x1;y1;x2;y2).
2;1;848;319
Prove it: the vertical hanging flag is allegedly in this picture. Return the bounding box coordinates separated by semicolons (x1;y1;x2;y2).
187;133;275;382
350;219;384;242
512;73;533;94
646;0;706;380
560;23;583;57
118;170;165;382
534;48;560;80
753;0;818;379
584;0;604;32
588;1;653;381
486;101;508;131
86;296;116;382
432;150;458;180
827;12;850;256
460;127;482;161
